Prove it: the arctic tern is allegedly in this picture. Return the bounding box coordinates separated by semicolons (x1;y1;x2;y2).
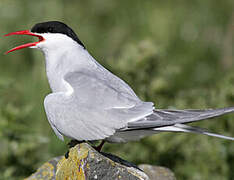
5;21;234;148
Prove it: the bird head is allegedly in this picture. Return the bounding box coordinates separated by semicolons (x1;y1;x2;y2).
5;21;85;54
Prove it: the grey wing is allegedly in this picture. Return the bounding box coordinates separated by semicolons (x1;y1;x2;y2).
128;108;234;128
120;108;234;141
44;92;119;141
64;70;154;123
44;70;154;141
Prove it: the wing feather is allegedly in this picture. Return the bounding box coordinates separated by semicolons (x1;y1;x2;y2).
128;107;234;128
44;70;154;141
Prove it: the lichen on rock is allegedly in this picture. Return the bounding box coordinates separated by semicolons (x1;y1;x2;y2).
25;143;175;180
25;156;61;180
56;143;149;180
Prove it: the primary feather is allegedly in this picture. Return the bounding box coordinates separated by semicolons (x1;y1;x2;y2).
128;107;234;128
107;108;234;142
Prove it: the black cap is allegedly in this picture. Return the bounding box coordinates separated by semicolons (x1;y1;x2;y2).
31;21;85;48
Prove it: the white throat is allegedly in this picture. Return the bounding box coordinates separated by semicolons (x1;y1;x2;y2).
36;33;94;93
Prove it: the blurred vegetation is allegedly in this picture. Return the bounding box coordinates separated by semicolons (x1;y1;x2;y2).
0;0;233;179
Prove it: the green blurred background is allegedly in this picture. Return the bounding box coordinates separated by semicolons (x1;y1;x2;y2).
0;0;234;179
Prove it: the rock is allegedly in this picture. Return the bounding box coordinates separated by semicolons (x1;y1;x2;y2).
25;143;175;180
25;156;62;180
138;164;176;180
56;143;148;180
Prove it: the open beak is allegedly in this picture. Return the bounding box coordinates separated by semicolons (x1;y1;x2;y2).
4;30;44;54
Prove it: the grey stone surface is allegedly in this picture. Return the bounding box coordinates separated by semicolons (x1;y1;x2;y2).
139;164;176;180
25;156;62;180
25;143;175;180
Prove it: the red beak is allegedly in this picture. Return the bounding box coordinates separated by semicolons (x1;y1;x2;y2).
4;30;44;54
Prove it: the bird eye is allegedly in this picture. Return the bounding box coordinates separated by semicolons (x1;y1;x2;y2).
48;27;54;32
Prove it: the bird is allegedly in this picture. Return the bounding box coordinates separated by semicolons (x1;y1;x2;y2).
5;21;234;150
